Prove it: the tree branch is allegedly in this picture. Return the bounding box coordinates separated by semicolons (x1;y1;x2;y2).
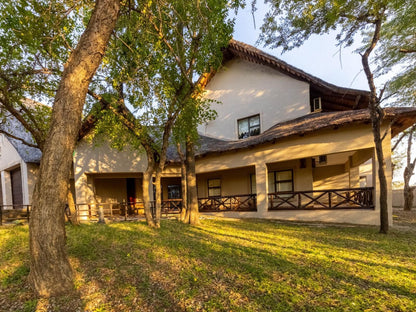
0;129;39;148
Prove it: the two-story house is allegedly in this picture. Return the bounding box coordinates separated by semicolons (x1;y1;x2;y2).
73;40;416;225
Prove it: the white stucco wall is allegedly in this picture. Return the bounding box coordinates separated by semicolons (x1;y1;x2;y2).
0;134;34;205
198;58;310;140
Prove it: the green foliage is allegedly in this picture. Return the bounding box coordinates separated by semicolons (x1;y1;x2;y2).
260;0;390;52
91;0;239;151
0;0;95;146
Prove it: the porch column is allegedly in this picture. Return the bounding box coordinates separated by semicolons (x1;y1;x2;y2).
255;163;268;214
1;171;13;206
20;162;30;205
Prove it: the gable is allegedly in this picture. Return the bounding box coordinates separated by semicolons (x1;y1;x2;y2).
0;134;24;171
199;57;310;140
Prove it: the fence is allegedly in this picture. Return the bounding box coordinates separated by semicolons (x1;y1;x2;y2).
0;205;31;225
268;187;374;210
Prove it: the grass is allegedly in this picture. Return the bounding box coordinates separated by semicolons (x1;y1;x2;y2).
1;218;416;311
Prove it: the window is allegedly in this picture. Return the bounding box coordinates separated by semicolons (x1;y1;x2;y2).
268;170;293;193
238;114;260;139
208;179;221;197
168;185;181;199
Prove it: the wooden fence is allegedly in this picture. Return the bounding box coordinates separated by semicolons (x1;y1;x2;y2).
198;194;257;212
268;187;374;210
0;205;31;225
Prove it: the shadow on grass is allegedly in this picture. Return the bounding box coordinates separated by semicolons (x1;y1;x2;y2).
64;219;416;311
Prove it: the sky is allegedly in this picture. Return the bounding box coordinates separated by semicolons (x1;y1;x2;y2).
233;5;370;92
232;5;415;186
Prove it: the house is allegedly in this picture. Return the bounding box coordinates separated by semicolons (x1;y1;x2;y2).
2;40;416;225
0;114;41;208
73;40;416;225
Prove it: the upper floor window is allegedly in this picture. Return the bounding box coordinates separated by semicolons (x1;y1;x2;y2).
238;114;260;139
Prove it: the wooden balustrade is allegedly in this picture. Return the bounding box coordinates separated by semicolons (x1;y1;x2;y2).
268;187;374;210
198;194;257;212
0;205;31;224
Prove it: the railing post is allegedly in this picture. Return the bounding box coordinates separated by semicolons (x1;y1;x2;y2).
0;205;2;226
27;205;30;222
110;203;113;220
328;191;332;209
124;203;127;221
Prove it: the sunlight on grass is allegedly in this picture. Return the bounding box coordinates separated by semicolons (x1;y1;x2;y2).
1;219;415;311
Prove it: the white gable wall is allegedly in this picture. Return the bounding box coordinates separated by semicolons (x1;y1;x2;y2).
198;58;310;140
0;134;33;206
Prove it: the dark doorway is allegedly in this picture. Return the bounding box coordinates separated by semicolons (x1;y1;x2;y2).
11;167;23;208
126;178;136;204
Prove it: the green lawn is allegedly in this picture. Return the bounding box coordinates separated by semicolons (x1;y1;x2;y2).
1;219;416;311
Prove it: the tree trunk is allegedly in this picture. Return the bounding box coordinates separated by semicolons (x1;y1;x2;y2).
154;169;162;228
360;19;389;234
143;150;157;227
66;181;78;225
28;0;120;297
179;158;188;222
403;174;414;211
403;127;415;211
176;143;187;222
186;138;199;225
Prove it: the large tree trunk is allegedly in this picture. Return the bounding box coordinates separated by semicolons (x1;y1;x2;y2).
28;0;120;297
186;138;199;225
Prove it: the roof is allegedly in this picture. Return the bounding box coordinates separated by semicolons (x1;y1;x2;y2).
207;39;371;112
189;107;416;160
1;115;42;164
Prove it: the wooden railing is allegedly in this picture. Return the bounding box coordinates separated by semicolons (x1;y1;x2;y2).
198;194;257;212
0;205;31;225
268;187;374;210
75;200;183;221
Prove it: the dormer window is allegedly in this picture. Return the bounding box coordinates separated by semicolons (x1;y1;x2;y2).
311;97;322;112
238;114;260;139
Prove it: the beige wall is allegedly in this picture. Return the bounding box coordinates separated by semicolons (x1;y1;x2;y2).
198;58;310;140
194;123;392;225
196;166;254;198
313;165;349;190
74;137;148;203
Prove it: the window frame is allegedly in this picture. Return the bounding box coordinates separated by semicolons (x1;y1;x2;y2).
237;114;261;139
207;178;221;197
268;169;294;194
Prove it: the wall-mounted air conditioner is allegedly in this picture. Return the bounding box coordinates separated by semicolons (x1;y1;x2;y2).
312;97;322;112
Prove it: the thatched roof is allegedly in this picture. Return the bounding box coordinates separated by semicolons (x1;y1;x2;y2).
208;39;371;112
189;107;416;160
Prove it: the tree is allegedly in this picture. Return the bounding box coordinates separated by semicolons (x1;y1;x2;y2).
89;0;235;227
258;0;416;233
377;1;416;210
0;0;120;297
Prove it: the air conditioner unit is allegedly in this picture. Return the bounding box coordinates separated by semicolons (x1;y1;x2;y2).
312;97;322;112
